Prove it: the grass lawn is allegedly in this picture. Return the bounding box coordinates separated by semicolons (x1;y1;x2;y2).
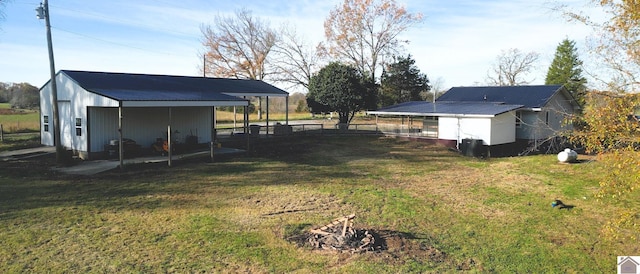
0;133;41;152
0;136;637;272
0;107;40;133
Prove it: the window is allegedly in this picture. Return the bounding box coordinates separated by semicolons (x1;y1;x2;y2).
515;111;522;128
545;111;549;125
43;115;49;132
75;118;82;136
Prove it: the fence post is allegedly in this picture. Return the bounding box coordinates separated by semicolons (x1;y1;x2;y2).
0;124;3;142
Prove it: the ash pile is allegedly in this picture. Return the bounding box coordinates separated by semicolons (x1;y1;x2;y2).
307;214;379;253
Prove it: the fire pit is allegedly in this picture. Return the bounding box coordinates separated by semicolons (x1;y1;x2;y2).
306;214;379;253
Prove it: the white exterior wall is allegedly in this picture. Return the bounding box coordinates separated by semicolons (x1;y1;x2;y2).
88;107;213;154
438;113;516;146
458;117;490;144
438;117;461;142
438;116;491;145
489;112;516;145
40;72;119;152
88;107;119;153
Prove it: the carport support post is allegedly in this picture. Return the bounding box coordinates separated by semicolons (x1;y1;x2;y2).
118;105;124;169
245;105;250;150
285;95;289;125
210;106;215;162
266;96;270;135
168;107;172;167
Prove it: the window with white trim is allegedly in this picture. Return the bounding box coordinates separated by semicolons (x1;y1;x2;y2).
75;118;82;136
43;115;49;132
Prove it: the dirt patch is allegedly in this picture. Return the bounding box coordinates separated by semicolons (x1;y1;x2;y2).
285;228;478;269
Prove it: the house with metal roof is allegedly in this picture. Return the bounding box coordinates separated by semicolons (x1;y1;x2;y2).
39;70;289;160
368;85;580;155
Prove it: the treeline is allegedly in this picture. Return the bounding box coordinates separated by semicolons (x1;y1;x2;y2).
0;82;39;109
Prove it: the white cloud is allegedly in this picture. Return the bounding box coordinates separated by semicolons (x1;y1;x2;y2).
0;0;607;90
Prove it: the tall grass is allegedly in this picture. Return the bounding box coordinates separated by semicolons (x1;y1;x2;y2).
0;111;40;133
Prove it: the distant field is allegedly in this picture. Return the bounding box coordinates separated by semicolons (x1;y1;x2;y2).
0;108;40;133
215;110;314;123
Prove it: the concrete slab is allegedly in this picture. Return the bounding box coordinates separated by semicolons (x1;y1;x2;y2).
53;147;246;176
0;146;55;161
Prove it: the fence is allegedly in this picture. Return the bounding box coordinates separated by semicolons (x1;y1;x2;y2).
213;122;433;140
214;123;384;139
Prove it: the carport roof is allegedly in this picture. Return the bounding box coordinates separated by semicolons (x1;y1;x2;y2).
59;70;288;104
368;101;523;117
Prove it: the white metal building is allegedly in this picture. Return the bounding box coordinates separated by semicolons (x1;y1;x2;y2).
368;85;581;153
39;70;289;160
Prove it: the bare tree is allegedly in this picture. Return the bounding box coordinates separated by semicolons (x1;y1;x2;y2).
559;1;640;91
272;24;322;92
486;48;540;86
201;9;278;80
0;0;9;29
322;0;423;83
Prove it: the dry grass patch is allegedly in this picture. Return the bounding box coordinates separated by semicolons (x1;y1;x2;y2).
1;136;636;272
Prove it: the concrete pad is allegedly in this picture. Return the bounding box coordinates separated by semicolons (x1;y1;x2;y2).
0;146;55;161
53;147;246;176
52;160;120;175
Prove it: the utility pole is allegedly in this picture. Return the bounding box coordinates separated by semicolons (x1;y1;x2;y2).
37;0;66;165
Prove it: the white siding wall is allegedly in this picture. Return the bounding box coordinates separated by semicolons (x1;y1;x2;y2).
58;101;73;149
489;112;516;145
438;117;460;142
459;117;491;144
40;85;53;146
89;107;119;153
438;116;492;145
88;107;213;153
40;72;118;153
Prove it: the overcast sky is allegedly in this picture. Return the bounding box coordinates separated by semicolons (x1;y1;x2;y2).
0;0;602;91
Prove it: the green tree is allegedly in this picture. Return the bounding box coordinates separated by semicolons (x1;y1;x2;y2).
545;39;587;106
560;1;640;240
307;62;376;124
379;55;430;106
0;82;39;109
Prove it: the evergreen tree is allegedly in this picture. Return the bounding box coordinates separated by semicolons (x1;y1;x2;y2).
379;55;430;107
545;39;587;105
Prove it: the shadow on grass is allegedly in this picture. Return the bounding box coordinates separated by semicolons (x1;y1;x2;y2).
0;136;462;218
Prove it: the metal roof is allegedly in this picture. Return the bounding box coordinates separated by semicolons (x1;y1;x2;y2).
436;85;565;109
60;70;289;103
368;101;523;117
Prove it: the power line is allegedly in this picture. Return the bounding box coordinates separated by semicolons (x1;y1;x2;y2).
48;3;201;38
50;25;192;57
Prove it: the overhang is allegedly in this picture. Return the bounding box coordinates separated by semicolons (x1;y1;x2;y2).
368;101;523;118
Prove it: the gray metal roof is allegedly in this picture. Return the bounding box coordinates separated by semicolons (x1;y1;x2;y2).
368;101;523;117
59;70;288;103
436;85;567;108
